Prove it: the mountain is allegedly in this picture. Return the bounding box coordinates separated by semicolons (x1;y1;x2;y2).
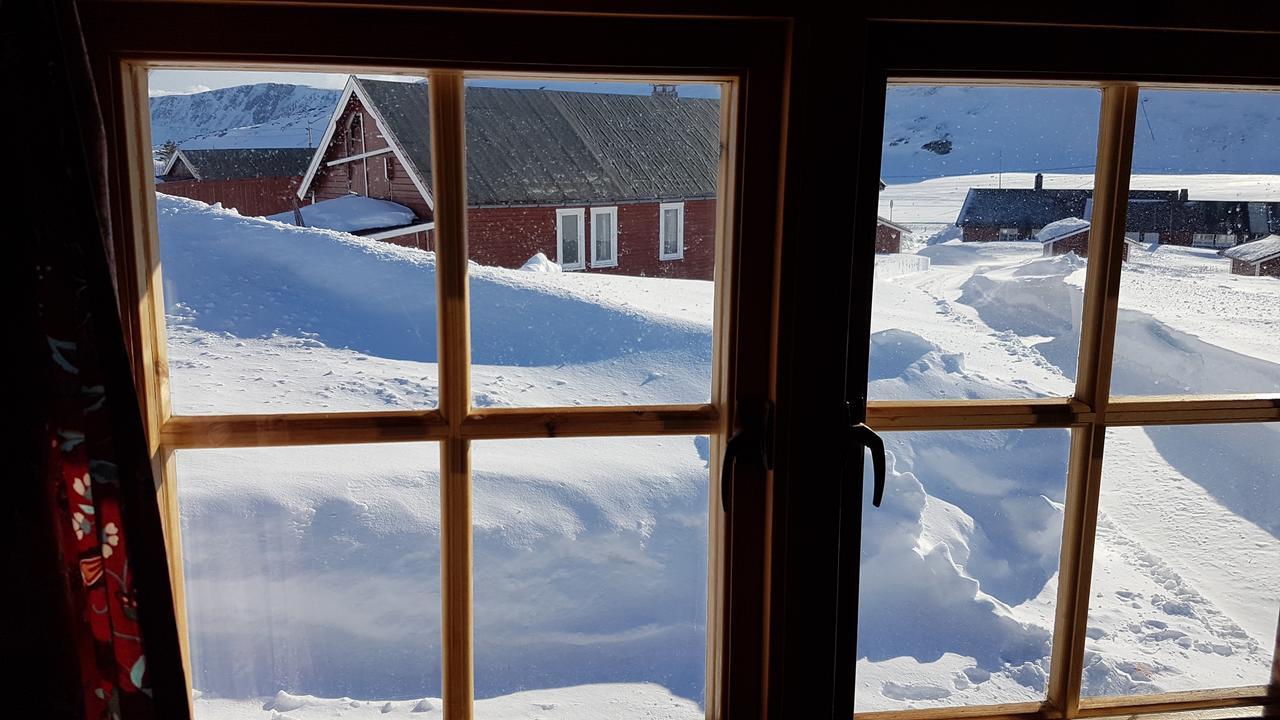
882;86;1280;181
149;83;340;149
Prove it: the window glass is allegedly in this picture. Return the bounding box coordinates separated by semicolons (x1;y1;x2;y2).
558;210;583;268
1109;88;1280;397
662;204;684;258
872;85;1101;401
1082;425;1279;696
592;207;617;266
855;429;1071;712
472;435;710;717
147;69;439;415
465;77;723;408
176;443;442;718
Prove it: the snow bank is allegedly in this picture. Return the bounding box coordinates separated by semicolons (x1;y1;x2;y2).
156;194;712;412
520;252;561;272
267;195;417;232
154;193;1278;714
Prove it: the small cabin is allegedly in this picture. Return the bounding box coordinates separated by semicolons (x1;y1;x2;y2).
157;148;313;217
874;216;911;254
1224;235;1280;277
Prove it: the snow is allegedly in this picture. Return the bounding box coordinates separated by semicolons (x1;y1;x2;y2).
266;195;418;233
153;188;1277;719
1035;217;1089;243
520;252;561;272
149;82;338;149
881;86;1280;180
1223;234;1280;263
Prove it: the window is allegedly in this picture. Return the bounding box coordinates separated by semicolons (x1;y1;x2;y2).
661;201;686;260
556;207;586;270
111;13;777;711
862;79;1279;720
999;227;1021;241
590;205;618;268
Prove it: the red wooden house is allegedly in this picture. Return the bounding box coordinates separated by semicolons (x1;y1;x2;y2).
1224;235;1280;276
294;77;720;279
158;148;313;217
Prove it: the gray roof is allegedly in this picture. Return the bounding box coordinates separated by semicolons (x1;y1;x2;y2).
1224;235;1280;263
172;148;314;181
958;188;1181;229
355;78;721;206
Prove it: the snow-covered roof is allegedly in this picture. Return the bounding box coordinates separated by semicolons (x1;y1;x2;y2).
1036;217;1090;243
164;147;314;181
301;77;722;207
876;215;912;235
1224;234;1280;264
267;195;417;233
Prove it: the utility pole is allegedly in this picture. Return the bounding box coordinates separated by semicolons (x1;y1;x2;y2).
307;126;313;148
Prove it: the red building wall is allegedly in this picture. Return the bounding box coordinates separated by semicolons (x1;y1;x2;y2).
466;199;717;280
962;226;1000;242
1044;231;1130;261
1232;257;1280;276
875;224;901;253
309;95;433;221
157;176;301;217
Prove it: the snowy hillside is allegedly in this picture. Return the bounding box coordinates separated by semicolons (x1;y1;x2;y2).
149;83;339;149
154;193;1277;720
882;86;1280;180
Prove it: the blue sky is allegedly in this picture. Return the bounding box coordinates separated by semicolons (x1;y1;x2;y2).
148;69;721;98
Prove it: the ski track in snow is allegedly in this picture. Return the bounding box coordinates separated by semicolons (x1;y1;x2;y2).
152;192;1277;718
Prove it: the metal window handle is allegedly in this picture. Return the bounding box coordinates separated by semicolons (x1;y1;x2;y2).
849;422;886;507
720;400;773;513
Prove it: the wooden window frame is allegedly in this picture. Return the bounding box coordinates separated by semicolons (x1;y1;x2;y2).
851;80;1280;720
660;201;686;261
589;205;619;268
89;5;791;720
556;206;587;270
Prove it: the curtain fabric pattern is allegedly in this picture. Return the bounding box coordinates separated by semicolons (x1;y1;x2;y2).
6;1;191;718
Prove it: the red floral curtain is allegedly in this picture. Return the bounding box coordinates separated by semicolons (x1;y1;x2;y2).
7;1;190;718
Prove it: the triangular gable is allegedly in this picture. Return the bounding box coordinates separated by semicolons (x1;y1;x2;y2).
296;77;435;211
161;149;199;180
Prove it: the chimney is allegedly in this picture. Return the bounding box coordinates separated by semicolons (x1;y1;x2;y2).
651;83;678;98
1034;173;1044;191
1179;188;1189;201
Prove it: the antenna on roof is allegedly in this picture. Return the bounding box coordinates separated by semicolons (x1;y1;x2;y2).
651;84;678;98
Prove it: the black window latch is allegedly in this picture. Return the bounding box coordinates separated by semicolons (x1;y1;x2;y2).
720;399;774;513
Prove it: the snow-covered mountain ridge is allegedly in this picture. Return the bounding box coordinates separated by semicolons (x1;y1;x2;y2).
884;86;1280;180
149;82;340;149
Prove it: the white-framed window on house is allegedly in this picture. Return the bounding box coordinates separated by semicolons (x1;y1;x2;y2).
556;207;586;270
660;202;685;260
590;206;619;268
998;227;1020;241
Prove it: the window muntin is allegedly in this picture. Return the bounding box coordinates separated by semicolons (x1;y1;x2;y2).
864;81;1280;720
133;63;740;720
148;70;439;416
175;443;443;709
556;207;586;270
872;85;1101;402
472;435;709;711
464;78;721;409
661;201;685;260
856;429;1070;712
1110;88;1280;398
1083;424;1278;696
590;206;619;268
